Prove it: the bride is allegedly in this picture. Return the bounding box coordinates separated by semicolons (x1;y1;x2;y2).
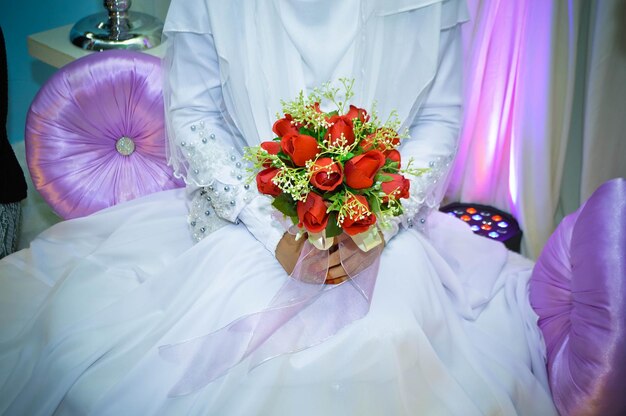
0;0;558;414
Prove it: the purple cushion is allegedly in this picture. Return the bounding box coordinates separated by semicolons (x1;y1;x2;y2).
530;178;626;416
25;50;183;219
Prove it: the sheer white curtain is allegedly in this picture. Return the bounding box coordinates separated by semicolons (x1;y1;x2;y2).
447;0;626;258
578;1;626;201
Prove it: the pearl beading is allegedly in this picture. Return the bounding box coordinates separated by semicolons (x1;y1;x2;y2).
400;154;454;231
181;120;258;242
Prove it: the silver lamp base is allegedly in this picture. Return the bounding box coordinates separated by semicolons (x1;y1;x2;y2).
70;9;163;51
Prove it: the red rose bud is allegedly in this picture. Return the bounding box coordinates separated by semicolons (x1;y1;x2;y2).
256;167;282;196
280;133;320;167
360;133;386;152
341;194;376;236
309;157;343;191
386;149;401;168
297;192;329;234
377;127;401;149
345;105;369;124
272;114;300;137
325;115;355;147
359;135;374;151
381;173;410;202
311;102;323;113
260;141;281;167
344;150;386;189
261;141;281;155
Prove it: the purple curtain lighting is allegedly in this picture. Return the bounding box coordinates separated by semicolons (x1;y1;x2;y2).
449;0;560;257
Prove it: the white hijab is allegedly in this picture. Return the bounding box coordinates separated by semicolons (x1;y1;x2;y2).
163;0;468;153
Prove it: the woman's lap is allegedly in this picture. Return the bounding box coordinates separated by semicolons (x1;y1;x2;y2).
0;190;555;415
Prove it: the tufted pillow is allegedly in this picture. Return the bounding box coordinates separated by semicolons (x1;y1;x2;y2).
530;178;626;416
25;50;183;219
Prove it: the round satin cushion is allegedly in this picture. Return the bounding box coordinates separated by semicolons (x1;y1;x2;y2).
25;50;183;219
530;178;626;416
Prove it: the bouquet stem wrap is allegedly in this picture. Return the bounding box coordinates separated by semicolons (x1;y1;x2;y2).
159;239;383;396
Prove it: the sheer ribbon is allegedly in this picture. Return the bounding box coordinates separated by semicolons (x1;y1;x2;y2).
159;238;383;396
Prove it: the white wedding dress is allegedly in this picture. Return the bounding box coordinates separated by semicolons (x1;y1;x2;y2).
0;0;558;415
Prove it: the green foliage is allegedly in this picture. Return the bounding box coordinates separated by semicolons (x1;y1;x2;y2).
325;211;343;238
272;193;298;220
298;127;318;137
326;191;347;213
382;159;400;172
374;173;394;183
367;193;381;215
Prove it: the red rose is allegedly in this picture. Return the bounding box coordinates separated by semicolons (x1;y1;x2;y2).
325;115;355;147
281;133;320;167
344;150;386;189
297;192;329;234
309;157;343;191
261;140;281;155
256;167;282;196
260;141;281;167
345;105;369;124
273;114;300;137
377;127;400;149
380;173;410;202
310;102;323;113
386;149;401;168
341;194;376;236
359;133;386;152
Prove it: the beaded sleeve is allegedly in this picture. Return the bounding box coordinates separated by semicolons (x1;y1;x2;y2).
164;30;286;253
176;120;285;252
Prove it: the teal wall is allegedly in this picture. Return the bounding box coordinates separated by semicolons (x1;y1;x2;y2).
0;1;101;144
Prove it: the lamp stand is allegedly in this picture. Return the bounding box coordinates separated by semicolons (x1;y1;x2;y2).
70;0;163;51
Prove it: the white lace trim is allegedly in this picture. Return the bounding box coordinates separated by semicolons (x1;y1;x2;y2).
176;120;246;188
400;154;454;232
188;189;227;242
179;120;259;242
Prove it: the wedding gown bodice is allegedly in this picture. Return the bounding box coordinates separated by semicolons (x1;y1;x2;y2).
164;0;469;249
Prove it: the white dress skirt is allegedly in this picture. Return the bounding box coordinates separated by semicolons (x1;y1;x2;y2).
0;187;556;415
0;0;558;414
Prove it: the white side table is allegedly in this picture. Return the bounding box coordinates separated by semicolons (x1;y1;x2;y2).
28;24;165;68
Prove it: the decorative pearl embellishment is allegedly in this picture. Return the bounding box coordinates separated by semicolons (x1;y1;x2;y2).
400;154;454;232
115;136;135;156
183;119;262;243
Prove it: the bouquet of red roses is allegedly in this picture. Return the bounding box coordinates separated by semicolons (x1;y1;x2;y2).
246;79;427;251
